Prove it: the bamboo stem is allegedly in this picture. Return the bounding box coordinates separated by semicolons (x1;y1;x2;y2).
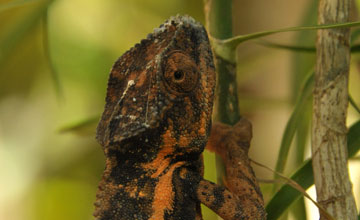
312;0;358;219
203;0;240;186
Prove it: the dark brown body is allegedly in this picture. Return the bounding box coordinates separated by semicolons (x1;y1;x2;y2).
94;16;266;220
95;123;207;219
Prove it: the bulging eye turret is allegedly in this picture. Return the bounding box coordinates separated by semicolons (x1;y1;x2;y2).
162;52;199;94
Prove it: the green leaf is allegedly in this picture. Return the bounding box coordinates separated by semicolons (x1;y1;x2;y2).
266;119;360;220
0;0;61;97
349;95;360;114
212;21;360;62
222;21;360;47
258;26;360;54
256;41;360;53
41;10;63;99
347;121;360;157
0;0;54;66
58;116;99;136
274;72;314;178
0;0;39;12
350;27;360;42
257;41;315;53
289;4;317;218
351;44;360;52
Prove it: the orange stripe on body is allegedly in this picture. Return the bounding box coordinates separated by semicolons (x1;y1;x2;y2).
143;123;177;178
149;161;185;220
143;121;186;219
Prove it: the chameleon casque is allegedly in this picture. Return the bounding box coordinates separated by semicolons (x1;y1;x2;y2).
94;15;266;220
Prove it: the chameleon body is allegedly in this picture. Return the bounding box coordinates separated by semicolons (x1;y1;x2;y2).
94;15;266;220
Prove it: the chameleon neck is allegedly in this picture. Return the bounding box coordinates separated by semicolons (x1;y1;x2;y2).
94;139;203;220
94;141;160;219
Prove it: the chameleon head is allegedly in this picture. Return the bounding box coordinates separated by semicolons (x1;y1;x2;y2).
96;15;215;154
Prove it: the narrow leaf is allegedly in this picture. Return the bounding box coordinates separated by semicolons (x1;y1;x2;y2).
253;160;335;220
258;27;360;53
257;41;315;53
257;41;360;53
0;0;54;66
58;116;99;135
349;94;360;114
349;156;360;161
212;21;360;62
0;0;39;12
42;10;63;99
289;10;317;219
221;21;360;48
274;71;314;177
351;45;360;52
266;120;360;220
350;28;360;42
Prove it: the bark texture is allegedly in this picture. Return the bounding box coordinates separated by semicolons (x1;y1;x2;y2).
312;0;358;219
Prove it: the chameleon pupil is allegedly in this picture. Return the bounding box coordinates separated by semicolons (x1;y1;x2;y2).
174;70;184;80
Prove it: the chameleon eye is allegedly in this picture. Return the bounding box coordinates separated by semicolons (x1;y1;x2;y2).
173;70;184;81
163;52;199;93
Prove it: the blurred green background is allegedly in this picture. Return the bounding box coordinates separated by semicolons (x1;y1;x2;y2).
1;0;359;219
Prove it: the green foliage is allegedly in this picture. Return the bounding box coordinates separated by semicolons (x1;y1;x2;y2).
209;1;360;219
0;0;54;66
2;1;360;220
212;21;360;63
0;1;208;219
273;71;313;179
266;119;360;219
58;115;99;135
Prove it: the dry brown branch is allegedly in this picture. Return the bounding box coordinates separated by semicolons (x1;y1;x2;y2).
312;0;358;219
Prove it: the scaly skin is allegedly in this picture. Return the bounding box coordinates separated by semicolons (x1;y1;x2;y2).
94;15;266;220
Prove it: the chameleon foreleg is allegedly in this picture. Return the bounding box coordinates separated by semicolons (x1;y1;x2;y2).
200;118;266;219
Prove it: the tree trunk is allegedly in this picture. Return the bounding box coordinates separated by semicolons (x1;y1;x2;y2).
312;0;358;219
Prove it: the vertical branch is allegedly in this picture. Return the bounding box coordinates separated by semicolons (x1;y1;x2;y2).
204;0;241;184
312;0;358;219
204;0;240;125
